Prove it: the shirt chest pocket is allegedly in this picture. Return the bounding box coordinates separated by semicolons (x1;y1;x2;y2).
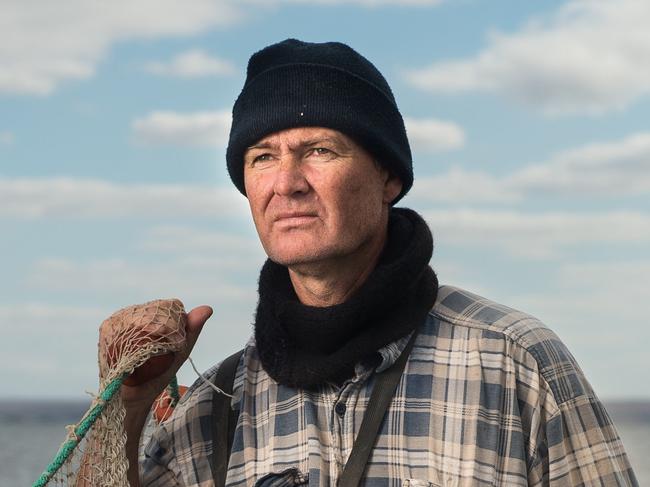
253;468;308;487
402;479;441;487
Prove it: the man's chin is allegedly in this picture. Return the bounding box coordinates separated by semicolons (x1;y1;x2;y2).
268;254;322;267
266;247;337;268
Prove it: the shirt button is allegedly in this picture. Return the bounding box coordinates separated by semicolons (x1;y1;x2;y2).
335;401;347;416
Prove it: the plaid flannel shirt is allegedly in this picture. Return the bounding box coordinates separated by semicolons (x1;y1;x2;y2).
141;285;638;486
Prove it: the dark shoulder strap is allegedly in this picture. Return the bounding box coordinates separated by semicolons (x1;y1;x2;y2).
338;331;419;487
210;348;245;487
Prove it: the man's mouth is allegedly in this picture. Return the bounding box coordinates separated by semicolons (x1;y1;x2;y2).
274;212;318;224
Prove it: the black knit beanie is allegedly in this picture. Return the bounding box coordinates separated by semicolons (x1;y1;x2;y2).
226;38;413;204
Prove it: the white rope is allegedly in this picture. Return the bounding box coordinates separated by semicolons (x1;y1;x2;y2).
188;356;234;398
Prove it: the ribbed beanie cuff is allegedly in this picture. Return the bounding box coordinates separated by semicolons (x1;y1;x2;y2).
226;39;413;203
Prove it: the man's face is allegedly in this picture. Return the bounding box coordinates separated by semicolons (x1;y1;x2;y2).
243;127;402;267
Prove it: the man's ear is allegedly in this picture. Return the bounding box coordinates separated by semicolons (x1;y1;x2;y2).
383;173;403;204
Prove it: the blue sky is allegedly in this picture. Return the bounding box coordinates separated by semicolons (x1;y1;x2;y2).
1;0;649;399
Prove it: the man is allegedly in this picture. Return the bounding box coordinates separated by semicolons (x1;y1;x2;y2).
114;39;637;486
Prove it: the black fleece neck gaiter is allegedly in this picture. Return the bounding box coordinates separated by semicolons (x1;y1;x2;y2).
254;207;438;389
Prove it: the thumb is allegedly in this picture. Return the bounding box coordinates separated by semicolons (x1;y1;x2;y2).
183;305;213;354
167;305;212;376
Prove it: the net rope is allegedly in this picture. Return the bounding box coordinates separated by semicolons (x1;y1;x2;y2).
33;299;187;487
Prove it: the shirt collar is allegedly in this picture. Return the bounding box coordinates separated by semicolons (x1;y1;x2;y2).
350;330;414;379
375;331;414;373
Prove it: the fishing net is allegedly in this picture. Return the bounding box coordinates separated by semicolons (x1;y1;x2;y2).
33;299;187;487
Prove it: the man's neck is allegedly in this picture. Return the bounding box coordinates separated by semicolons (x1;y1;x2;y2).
287;233;386;307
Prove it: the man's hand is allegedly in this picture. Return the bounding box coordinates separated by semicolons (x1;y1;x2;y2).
96;303;212;487
114;305;213;407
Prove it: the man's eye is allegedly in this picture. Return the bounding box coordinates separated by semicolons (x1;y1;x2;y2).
252;154;272;163
311;147;335;158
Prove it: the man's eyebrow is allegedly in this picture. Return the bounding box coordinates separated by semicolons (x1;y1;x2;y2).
302;137;347;148
246;142;275;151
246;135;351;152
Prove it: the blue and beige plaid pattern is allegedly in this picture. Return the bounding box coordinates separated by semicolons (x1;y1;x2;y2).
142;285;637;486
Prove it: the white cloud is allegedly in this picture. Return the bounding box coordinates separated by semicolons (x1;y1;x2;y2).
271;0;443;4
404;117;465;152
0;177;249;219
515;260;650;348
557;260;650;299
6;224;267;396
0;303;106;336
144;49;235;78
26;257;257;302
0;303;106;395
424;209;650;258
410;132;650;203
0;299;246;396
24;228;264;301
23;230;264;328
0;292;254;397
138;225;262;256
0;0;449;96
136;225;266;275
0;0;241;95
509;131;650;196
405;0;650;114
0;131;15;145
132;110;232;146
503;260;650;397
409;166;513;204
131;111;465;152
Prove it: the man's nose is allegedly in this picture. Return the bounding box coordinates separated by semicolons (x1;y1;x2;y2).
273;155;310;196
